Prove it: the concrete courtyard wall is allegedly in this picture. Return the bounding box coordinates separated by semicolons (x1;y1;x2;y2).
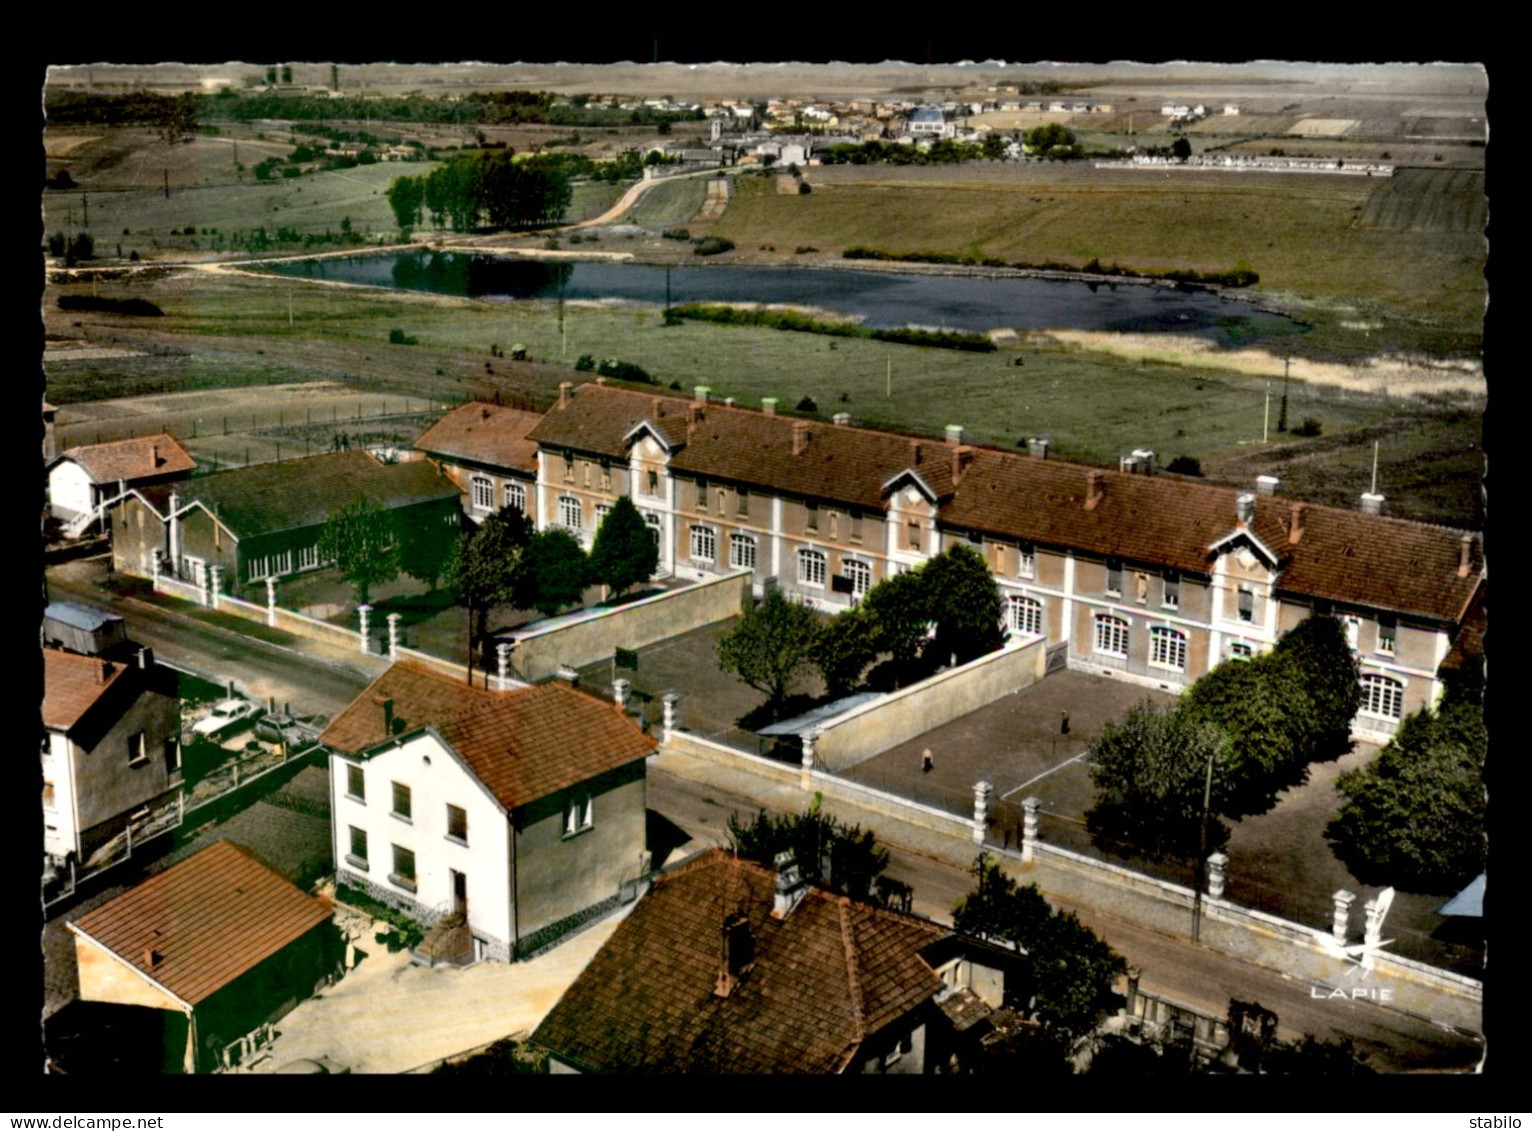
813;638;1046;773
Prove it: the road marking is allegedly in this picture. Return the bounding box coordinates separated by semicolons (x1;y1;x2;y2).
1002;749;1088;799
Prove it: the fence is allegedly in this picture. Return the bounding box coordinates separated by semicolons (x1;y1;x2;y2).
507;571;750;683
812;638;1045;772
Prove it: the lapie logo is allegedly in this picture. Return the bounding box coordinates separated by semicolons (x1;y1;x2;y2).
1312;886;1396;1001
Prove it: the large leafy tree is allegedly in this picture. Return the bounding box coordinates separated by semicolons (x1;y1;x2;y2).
1326;701;1486;891
1273;613;1362;759
318;498;399;606
810;605;880;699
1085;701;1232;859
385;175;424;236
727;796;890;901
921;543;1004;665
715;588;821;718
587;496;658;599
396;511;456;593
446;504;533;646
857;569;932;683
953;855;1126;1037
514;528;590;617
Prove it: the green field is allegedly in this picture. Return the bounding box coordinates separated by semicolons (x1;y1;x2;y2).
625;175;710;227
711;166;1486;359
47;270;1481;526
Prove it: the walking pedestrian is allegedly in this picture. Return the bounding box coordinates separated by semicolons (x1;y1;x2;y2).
921;747;934;774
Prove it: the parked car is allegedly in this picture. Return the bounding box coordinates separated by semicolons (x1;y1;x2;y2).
192;698;263;738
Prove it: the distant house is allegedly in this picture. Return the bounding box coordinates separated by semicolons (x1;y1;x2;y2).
48;433;196;533
532;848;1021;1074
320;660;655;963
109;450;460;588
43;645;181;868
414;401;542;522
907;106;949;138
67;840;341;1072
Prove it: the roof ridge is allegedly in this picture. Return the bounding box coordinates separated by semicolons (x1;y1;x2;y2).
835;897;867;1073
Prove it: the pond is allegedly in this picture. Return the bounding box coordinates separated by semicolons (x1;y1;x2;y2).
259;252;1306;346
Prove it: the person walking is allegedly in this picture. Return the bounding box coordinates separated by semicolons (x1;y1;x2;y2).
921;747;934;774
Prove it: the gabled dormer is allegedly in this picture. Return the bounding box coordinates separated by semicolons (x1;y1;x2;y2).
1207;492;1283;636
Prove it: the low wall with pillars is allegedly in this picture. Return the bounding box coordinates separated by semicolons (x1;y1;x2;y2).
811;637;1047;773
505;571;750;684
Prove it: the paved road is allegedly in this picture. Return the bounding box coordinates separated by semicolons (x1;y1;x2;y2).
46;559;374;721
648;761;1482;1073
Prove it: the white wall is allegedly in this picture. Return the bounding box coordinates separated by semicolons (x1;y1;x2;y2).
331;733;513;952
49;462;95;519
43;732;78;860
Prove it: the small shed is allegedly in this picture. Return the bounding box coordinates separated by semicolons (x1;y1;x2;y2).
43;602;128;656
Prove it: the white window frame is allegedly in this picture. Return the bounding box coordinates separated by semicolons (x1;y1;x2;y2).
1229;641;1254;662
446;803;468;846
246;555;270;581
1162;571;1180;610
595;503;613;529
1359;673;1405;720
1094;615;1129;658
564;792;594;837
1017;544;1036;580
471;475;494;513
798;548;827;589
297;544;320;571
1008;594;1043;638
348;825;369;868
346;763;366;802
1377;617;1396;657
392;780;412;822
730;533;757;571
1149;626;1188;671
272;549;292;576
691;524;717;564
1237;586;1256;624
1105;560;1123;599
558;495;582;530
504;481;526;513
391;844;417;891
845;558;872;600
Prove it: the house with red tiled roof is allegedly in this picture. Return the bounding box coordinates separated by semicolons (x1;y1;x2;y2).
47;432;196;534
43;646;181;869
532;847;1023;1074
524;381;1484;739
413;401;542;522
319;660;655;963
67;839;341;1073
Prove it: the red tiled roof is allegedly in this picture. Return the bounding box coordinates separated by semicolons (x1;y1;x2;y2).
531;849;946;1073
68;840;332;1006
1440;581;1486;672
319;661;655;810
414;402;542;475
43;647;130;731
529;384;1481;622
57;433;196;484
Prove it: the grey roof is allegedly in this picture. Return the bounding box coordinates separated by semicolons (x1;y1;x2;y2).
756;692;884;736
909;107;945;122
44;602;122;632
1437;874;1485;917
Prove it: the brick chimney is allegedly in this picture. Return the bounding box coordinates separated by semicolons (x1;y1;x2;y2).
944;424;965;445
143;948;163;969
377;695;394;736
694;385;711;405
1458;534;1473;578
714;912;755;998
1360;492;1384;516
792;421;811;456
151;442;161;468
772;850;808;919
951;444;974;486
651;397;664;419
832;412;852;426
1028;437;1049;460
1236;491;1256;525
909;439;922;466
557;381;572;410
1288;502;1305;545
761;397;778;416
1084;470;1104;511
96;659;114;684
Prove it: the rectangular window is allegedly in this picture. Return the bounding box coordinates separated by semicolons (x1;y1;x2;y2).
737;486;750;517
595;503;612;528
563;453;575;482
43;780;55;809
392;781;412;821
1230;642;1253;662
504;482;526;513
559;496;582;530
600;460;612;490
347;764;366;802
805;501;818;532
446;804;468;845
1105;560;1123;598
1237;588;1255;623
730;534;757;571
1163;571;1180;610
1018;544;1036;579
565;792;594;836
696;477;709;511
391;844;417;891
471;476;494;512
646;469;660;496
849;508;863;542
348;826;369;868
297;544;320;571
127;732;146;766
907;521;921;552
165;737;180;774
1377;617;1396;656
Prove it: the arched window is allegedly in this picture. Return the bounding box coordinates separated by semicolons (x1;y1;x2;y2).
1008;595;1043;638
1094;615;1129;658
471;476;494;512
729;533;757;571
558;496;582;530
1149;627;1187;671
1359;673;1404;719
503;482;526;514
690;525;716;563
845;559;872;599
798;549;827;588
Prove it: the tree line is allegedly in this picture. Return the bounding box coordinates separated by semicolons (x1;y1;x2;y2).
386;151;572;235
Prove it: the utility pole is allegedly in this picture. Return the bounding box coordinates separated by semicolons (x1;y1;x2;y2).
288;286;294;327
886;356;892;398
1262;382;1270;442
163;169;170;201
1370;440;1380;496
1191;746;1216;942
83;192;88;228
1278;356;1289;433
